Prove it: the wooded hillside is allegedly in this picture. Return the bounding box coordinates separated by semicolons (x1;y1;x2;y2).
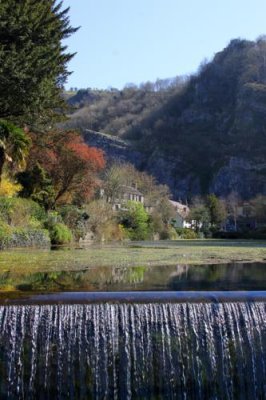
67;38;266;199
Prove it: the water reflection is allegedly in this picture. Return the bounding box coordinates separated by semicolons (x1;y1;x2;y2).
0;262;265;293
168;263;266;290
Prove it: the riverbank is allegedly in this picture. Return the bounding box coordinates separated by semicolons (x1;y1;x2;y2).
0;240;266;272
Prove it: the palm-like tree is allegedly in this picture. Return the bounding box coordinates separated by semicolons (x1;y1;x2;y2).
0;120;30;182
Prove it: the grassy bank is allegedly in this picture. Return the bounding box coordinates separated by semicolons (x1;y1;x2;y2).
0;240;266;273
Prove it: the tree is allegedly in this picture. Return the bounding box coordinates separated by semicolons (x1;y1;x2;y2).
226;191;240;230
85;200;122;241
251;195;266;223
103;164;125;202
0;0;78;126
188;205;210;233
24;130;105;207
206;194;227;229
188;198;210;233
17;163;55;210
0;120;30;181
152;197;175;224
118;201;149;240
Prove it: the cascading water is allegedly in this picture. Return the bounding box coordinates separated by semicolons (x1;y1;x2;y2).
0;302;265;399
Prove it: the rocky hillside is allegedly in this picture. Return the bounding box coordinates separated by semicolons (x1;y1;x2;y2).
65;77;186;137
67;38;266;200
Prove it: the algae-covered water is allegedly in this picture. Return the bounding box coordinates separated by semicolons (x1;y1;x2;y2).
0;241;266;294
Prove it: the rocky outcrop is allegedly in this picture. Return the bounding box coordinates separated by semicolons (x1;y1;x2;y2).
84;129;144;167
210;157;266;199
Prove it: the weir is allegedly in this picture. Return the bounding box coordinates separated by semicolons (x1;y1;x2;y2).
0;296;265;399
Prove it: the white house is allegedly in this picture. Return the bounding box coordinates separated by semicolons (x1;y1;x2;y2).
169;200;191;228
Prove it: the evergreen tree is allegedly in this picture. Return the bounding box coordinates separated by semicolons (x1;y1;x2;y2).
206;194;227;228
0;0;78;127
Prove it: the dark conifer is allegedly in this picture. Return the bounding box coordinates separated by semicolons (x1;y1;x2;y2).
0;0;78;127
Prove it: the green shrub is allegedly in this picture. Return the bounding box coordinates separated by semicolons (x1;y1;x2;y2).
0;198;50;248
85;200;123;242
57;205;89;240
10;228;50;248
160;226;179;240
0;197;46;228
0;221;12;248
44;211;62;228
49;223;72;245
175;227;199;239
119;201;149;241
0;225;50;249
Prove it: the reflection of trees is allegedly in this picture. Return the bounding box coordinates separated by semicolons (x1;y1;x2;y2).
0;272;12;288
0;271;87;291
1;263;265;293
0;267;147;291
109;266;146;285
168;263;265;290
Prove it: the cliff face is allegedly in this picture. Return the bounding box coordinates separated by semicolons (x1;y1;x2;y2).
70;38;266;200
83;129;144;167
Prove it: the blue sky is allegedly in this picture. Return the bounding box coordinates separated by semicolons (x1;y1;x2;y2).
63;0;266;90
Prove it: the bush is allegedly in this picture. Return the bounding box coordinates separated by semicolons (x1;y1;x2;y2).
0;197;50;248
0;175;22;197
58;205;89;240
119;201;149;241
0;225;50;249
0;221;12;248
83;200;122;242
175;227;199;239
160;226;179;240
0;197;46;228
49;222;72;245
10;228;50;248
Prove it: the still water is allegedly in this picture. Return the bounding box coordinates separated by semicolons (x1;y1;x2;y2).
0;262;265;293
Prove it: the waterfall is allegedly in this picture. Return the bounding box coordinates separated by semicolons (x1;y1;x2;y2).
0;302;265;399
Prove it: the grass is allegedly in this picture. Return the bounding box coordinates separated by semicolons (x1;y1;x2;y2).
0;240;266;274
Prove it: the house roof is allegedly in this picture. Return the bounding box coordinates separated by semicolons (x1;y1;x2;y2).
120;185;143;196
169;200;190;218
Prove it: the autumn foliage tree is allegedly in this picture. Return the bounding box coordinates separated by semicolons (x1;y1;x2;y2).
19;130;105;207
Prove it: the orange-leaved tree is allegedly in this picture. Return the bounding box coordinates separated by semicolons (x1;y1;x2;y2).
25;130;105;207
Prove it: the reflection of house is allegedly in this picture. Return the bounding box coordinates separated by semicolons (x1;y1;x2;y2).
169;200;191;228
169;265;189;279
